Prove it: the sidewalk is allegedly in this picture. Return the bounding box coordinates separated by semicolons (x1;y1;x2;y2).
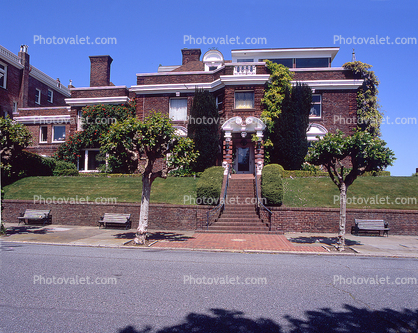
1;223;417;257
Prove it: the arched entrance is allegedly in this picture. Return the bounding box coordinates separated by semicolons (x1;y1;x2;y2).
221;116;266;175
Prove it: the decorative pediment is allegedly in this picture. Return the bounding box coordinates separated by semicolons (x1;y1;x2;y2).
221;116;266;139
307;123;328;140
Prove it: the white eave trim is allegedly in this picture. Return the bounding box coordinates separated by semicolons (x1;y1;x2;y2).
292;79;363;90
130;75;270;94
70;85;127;91
65;96;130;106
18;106;71;112
13;115;71;124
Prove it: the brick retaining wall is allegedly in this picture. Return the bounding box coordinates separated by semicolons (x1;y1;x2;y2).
270;207;418;235
2;200;211;231
3;200;417;235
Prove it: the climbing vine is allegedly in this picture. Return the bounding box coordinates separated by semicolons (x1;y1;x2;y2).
54;99;136;170
260;60;294;163
343;61;382;136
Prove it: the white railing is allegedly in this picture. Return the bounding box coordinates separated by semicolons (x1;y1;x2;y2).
234;64;256;75
0;45;22;66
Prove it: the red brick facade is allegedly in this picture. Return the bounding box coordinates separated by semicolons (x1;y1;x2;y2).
3;45;362;171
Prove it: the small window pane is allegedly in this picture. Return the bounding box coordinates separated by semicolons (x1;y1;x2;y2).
169;99;187;121
312;95;321;103
310;105;321;117
40;127;47;142
235;92;254;109
35;89;41;104
237;59;254;62
53;126;65;141
266;58;293;67
296;58;329;68
47;90;53;103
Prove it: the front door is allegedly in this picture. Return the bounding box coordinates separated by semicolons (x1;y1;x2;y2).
235;140;253;174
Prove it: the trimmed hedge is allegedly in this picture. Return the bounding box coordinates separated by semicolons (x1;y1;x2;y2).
196;166;224;205
261;164;283;206
53;160;79;176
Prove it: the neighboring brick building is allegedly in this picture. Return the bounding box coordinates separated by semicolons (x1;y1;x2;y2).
1;44;71;156
7;45;363;173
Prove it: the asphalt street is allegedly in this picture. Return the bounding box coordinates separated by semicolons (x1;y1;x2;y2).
1;242;417;332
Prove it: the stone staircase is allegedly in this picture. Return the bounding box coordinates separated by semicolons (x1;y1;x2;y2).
205;174;270;233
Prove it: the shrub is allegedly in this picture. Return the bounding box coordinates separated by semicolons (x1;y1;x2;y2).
196;166;224;205
261;164;283;206
53;160;79;176
413;172;418;177
14;152;56;178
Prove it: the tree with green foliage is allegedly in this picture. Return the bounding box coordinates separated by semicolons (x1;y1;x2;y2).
0;116;32;182
260;61;294;163
188;88;219;172
100;112;199;244
272;82;312;169
343;61;382;136
306;130;395;250
54;100;136;172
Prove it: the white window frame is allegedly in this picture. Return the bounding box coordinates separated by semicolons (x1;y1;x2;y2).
39;126;48;143
234;91;254;109
310;94;322;118
169;98;188;121
77;149;106;172
47;89;53;103
52;125;66;143
77;110;84;131
0;61;7;89
35;88;41;105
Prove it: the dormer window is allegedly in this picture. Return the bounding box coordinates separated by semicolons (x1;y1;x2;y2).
203;50;224;71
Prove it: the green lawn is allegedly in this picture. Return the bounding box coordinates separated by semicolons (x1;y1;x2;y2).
282;176;418;210
3;176;417;209
3;176;197;205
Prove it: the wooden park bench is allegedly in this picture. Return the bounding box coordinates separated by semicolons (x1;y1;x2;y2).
98;213;131;230
18;209;52;226
352;219;390;237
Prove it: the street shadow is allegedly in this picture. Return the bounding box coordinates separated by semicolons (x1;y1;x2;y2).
114;231;194;242
118;308;281;333
117;305;418;333
288;236;361;246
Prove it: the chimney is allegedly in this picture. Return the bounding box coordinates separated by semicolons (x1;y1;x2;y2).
181;48;201;65
18;45;30;108
89;55;113;87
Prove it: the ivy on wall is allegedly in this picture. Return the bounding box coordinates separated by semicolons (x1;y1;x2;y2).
343;61;382;136
54;100;136;172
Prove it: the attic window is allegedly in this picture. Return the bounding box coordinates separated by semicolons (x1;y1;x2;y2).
203;50;224;72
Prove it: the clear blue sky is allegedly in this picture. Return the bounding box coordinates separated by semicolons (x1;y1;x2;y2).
2;0;417;176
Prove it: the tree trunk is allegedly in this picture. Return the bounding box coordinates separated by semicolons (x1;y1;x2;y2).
135;173;152;245
337;183;347;251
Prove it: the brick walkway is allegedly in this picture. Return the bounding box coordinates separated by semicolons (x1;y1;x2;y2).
152;233;327;252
